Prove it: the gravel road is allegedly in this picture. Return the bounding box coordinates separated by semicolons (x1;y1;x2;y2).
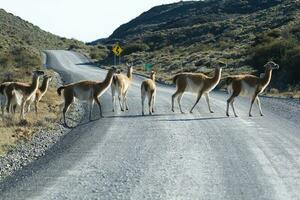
1;50;300;200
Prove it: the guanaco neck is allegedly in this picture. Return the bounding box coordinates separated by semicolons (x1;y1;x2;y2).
209;68;222;85
151;74;156;81
127;68;133;80
29;75;40;94
259;68;273;87
101;70;115;86
39;79;50;93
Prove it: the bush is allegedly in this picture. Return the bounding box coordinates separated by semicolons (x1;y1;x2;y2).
10;46;41;68
248;36;300;89
89;45;108;60
0;46;41;69
123;43;150;55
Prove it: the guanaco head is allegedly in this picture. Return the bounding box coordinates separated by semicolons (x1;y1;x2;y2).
264;61;279;70
216;61;227;69
32;70;45;78
109;67;117;75
43;75;53;82
150;71;156;80
126;63;134;73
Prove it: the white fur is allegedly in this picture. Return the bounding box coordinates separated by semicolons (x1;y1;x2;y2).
186;77;204;93
239;81;257;97
73;87;94;102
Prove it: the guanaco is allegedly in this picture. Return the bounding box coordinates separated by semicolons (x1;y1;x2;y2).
27;75;53;114
111;63;133;112
57;67;116;127
172;62;226;114
5;70;45;119
224;61;279;117
141;71;156;115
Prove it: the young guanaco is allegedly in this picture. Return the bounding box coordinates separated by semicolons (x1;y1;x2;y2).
141;71;156;115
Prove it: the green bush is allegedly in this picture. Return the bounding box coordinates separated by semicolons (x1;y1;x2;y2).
89;45;108;60
249;36;300;89
0;46;41;69
123;43;150;55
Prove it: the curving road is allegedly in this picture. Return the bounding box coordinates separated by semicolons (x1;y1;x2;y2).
1;50;300;200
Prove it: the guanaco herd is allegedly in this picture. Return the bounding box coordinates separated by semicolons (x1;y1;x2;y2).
0;61;279;127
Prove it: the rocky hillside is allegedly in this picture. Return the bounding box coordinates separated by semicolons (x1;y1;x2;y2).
94;0;300;91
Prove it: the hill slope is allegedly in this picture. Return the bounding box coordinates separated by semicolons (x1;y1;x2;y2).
0;8;90;156
94;0;300;91
0;8;89;70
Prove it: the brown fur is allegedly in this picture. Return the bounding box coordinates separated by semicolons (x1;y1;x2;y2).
58;68;116;127
172;64;224;114
141;71;156;115
225;61;279;117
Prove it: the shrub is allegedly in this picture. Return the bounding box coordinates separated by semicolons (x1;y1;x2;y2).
123;43;150;55
10;46;41;68
248;36;300;89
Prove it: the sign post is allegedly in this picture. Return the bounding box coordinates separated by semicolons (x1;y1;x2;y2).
112;43;123;65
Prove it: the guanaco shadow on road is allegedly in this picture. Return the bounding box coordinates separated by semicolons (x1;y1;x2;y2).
76;61;97;66
105;113;176;119
60;113;178;128
158;116;229;122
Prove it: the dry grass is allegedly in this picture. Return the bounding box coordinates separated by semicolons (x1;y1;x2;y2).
0;69;62;156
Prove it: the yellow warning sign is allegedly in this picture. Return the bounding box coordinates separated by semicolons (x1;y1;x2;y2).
112;44;123;56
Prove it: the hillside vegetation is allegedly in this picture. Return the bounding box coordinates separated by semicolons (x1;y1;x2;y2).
94;0;300;95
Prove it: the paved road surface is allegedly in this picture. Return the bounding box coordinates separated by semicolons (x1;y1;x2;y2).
1;50;300;200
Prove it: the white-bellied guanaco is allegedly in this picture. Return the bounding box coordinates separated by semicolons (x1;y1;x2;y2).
224;61;279;117
57;67;116;127
5;70;45;119
172;62;226;114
